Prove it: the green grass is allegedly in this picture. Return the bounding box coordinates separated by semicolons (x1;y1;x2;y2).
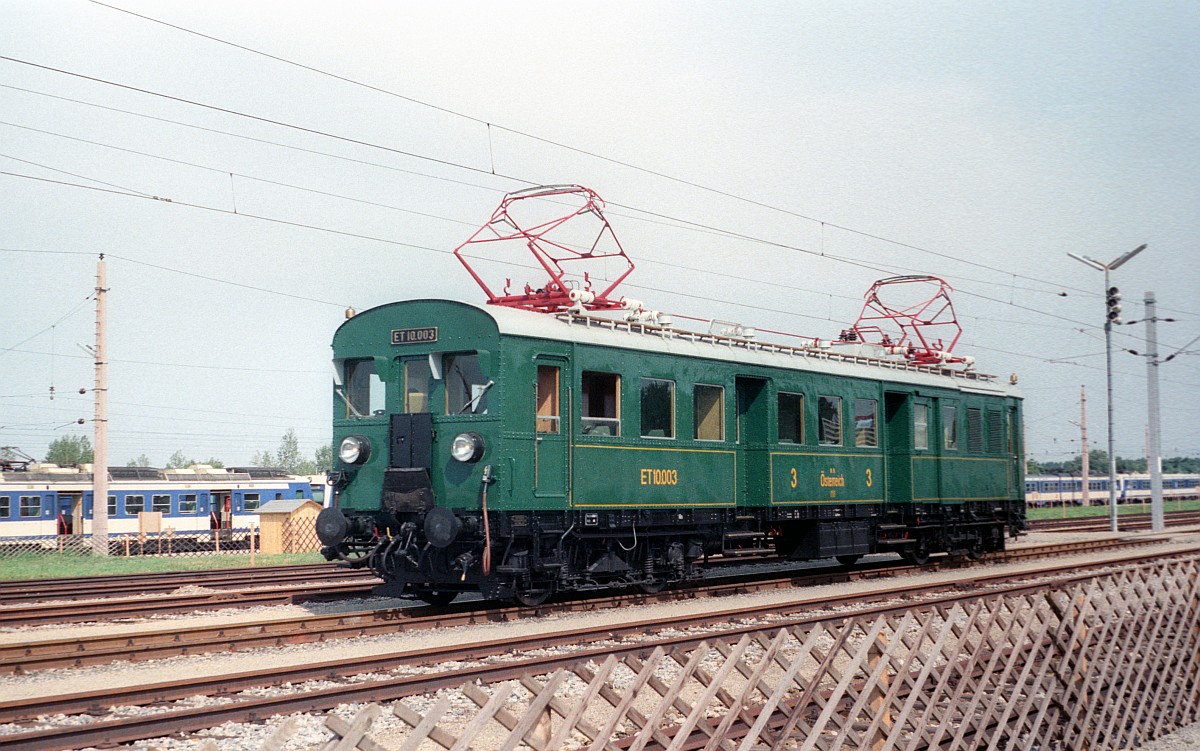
0;551;326;581
1026;497;1200;521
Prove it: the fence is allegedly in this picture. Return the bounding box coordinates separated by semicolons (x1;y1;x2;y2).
309;555;1199;750
0;528;260;560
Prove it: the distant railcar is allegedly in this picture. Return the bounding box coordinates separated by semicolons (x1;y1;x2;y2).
317;299;1026;606
1024;473;1200;506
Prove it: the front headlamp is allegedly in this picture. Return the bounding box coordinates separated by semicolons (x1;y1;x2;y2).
338;435;370;465
450;432;485;463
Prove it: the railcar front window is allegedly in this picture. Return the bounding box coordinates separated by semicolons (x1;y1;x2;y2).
404;359;432;413
778;392;804;444
345;359;385;418
914;403;929;450
694;384;725;441
581;371;621;436
19;496;40;517
536;365;560;433
943;405;958;450
125;495;145;514
641;378;675;439
818;395;842;446
854;398;878;448
445;353;490;414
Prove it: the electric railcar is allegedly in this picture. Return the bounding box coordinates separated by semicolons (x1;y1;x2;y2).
0;464;316;539
317;299;1026;606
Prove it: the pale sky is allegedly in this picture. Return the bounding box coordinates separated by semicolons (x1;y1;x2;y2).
2;1;1198;467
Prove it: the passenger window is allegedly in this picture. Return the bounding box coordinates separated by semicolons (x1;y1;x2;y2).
19;496;40;517
445;353;490;414
854;398;878;448
107;495;117;516
641;378;675;438
913;403;929;450
0;496;8;518
345;359;386;418
125;494;145;514
536;365;560;433
777;392;804;444
943;405;958;450
694;384;725;441
244;493;261;511
179;494;198;513
818;395;842;446
404;359;432;414
581;371;621;436
152;494;171;513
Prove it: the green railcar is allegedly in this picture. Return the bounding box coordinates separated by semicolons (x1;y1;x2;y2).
317;299;1025;605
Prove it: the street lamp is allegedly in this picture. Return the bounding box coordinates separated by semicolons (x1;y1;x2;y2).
1067;244;1147;533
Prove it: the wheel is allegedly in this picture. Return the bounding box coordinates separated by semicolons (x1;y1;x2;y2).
638;577;668;594
902;547;931;566
966;541;985;561
835;554;862;566
514;587;552;607
415;589;458;607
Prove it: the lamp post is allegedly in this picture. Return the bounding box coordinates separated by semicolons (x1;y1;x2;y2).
1067;244;1147;533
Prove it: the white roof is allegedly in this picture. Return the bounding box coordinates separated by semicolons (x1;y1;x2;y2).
476;302;1020;398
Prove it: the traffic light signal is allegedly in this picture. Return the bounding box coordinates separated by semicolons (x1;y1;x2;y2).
1106;286;1122;324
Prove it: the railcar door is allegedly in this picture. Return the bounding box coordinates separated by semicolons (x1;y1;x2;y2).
534;357;569;500
736;377;770;505
883;392;914;503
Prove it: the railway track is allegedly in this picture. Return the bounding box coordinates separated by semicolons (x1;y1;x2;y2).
2;540;1196;751
0;561;378;605
1028;508;1200;533
0;537;1166;675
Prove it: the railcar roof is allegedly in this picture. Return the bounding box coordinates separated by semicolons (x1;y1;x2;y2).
365;300;1022;398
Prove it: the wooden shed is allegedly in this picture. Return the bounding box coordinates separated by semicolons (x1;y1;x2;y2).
257;499;324;554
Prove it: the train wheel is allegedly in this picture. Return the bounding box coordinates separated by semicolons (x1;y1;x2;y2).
966;540;985;561
835;554;862;566
902;547;931;566
638;577;667;594
415;589;458;607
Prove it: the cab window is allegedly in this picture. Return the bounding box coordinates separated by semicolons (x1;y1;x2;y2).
404;359;432;413
445;353;490;414
694;384;724;441
943;405;959;450
345;359;385;418
854;398;878;448
913;403;930;450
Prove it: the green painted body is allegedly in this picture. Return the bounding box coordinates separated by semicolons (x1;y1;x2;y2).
331;300;1023;519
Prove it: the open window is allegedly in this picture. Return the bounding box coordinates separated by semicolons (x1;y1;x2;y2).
778;392;804;444
581;371;620;436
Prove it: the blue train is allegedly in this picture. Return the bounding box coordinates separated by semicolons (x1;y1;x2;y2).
1024;473;1200;506
0;462;321;539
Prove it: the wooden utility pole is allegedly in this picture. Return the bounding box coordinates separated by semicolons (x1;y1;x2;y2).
91;254;109;556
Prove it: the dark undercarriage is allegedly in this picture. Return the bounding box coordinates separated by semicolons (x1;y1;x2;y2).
319;500;1025;606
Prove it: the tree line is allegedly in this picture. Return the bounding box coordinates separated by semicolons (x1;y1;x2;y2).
1029;449;1200;475
33;429;333;475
